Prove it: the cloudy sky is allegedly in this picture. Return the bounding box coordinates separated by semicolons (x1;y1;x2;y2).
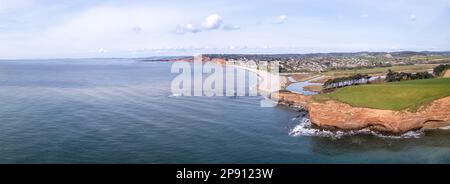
1;0;450;59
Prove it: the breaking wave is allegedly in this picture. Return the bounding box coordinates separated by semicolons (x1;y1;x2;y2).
288;113;423;139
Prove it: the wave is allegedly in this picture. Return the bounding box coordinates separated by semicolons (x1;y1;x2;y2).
168;93;181;97
288;114;423;139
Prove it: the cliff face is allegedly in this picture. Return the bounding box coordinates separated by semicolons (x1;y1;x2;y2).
444;69;450;78
309;97;450;133
271;91;311;109
273;91;450;133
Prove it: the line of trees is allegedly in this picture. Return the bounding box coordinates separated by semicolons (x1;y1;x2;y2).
321;65;446;91
433;64;450;76
323;74;371;89
385;69;433;82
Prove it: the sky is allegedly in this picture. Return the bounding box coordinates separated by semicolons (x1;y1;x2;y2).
0;0;450;59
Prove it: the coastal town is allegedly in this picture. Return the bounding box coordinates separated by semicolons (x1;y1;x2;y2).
201;51;450;73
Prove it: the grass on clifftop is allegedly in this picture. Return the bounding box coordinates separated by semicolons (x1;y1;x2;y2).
313;78;450;111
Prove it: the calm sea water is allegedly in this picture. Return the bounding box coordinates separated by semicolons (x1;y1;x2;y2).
0;59;449;163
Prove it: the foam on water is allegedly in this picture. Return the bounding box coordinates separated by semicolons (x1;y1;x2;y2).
438;126;450;130
288;114;424;139
168;94;181;97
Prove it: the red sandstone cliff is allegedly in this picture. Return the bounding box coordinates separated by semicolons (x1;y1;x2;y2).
272;91;450;133
271;91;311;109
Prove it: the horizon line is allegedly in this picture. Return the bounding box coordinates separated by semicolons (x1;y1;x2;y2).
1;50;450;61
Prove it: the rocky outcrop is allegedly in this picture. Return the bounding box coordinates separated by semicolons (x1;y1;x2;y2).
271;91;311;110
273;91;450;134
444;69;450;78
309;97;450;133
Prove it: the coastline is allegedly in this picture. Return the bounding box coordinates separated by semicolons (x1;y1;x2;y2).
225;64;291;93
273;90;450;134
205;57;450;134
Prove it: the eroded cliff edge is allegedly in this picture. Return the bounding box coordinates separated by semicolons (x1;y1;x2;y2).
272;91;450;134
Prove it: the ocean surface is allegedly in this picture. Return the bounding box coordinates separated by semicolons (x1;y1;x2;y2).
0;58;449;163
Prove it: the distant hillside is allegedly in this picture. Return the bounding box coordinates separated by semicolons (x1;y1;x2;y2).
137;51;450;72
201;51;450;72
203;51;450;60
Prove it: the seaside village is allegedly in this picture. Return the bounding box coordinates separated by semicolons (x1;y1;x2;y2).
202;53;450;93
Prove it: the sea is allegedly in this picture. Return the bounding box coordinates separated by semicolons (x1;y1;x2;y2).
0;58;449;163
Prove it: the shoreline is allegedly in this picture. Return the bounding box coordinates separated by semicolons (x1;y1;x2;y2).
272;90;450;134
226;64;290;93
207;58;450;134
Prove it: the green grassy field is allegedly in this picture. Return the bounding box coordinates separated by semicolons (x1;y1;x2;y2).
322;64;439;77
313;78;450;111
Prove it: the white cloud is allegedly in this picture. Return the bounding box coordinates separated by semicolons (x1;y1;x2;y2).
222;25;240;30
17;5;190;57
0;0;34;13
202;14;223;29
410;14;417;21
131;26;142;34
274;15;287;24
97;48;107;53
176;14;227;34
360;14;369;18
175;23;202;34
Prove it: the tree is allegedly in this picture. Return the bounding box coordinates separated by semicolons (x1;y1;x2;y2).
433;64;450;76
323;74;371;89
385;70;433;82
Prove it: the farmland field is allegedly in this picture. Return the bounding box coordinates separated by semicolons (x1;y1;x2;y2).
314;78;450;111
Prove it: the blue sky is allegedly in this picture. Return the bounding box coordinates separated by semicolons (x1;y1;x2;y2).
1;0;450;59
